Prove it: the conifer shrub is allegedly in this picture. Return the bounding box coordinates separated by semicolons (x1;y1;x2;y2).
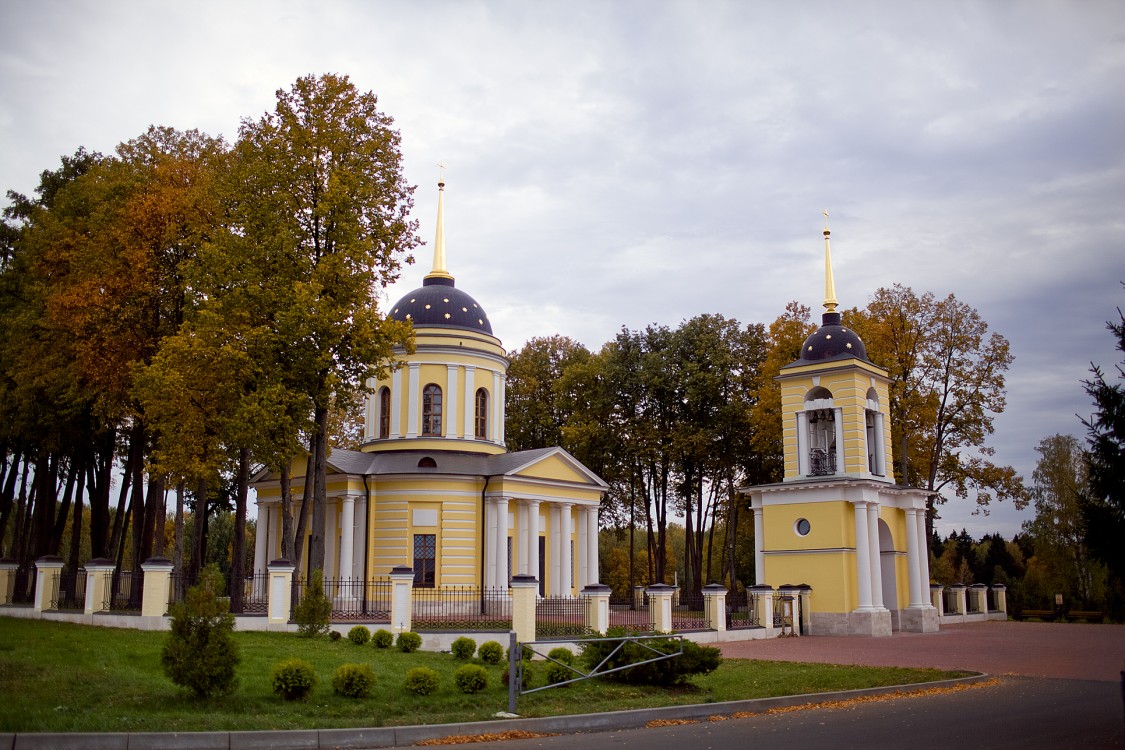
404;666;441;696
453;664;489;693
451;636;477;659
271;658;317;701
348;625;371;646
373;629;394;648
294;569;332;637
332;663;376;698
578;627;722;686
161;564;239;699
329;630;342;642
396;631;422;653
478;640;504;664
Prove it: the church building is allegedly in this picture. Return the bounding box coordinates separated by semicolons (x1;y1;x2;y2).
250;177;607;594
740;217;939;636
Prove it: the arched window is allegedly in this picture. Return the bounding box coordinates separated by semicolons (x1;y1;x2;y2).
865;387;885;476
378;387;391;439
474;388;489;439
422;384;442;436
803;387;836;476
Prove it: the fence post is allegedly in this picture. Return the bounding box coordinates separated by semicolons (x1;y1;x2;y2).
749;584;774;632
969;584;988;613
510;574;538;642
267;559;295;628
33;556;63;613
798;584;813;635
632;585;645;610
582;583;611;634
82;559;116;615
0;558;17;605
990;583;1007;615
140;557;174;619
389;565;414;634
950;584;967;615
702;583;727;632
930;584;944;614
646;583;674;632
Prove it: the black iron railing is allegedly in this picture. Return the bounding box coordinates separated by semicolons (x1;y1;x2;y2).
50;570;87;611
671;592;709;631
412;586;511;631
607;595;653;632
809;449;836;476
535;596;591;638
104;569;142;612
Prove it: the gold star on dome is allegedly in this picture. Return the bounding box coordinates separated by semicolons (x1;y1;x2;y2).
462;306;468;312
846;343;853;349
825;334;832;340
443;298;449;303
808;346;813;351
424;304;431;309
444;313;451;319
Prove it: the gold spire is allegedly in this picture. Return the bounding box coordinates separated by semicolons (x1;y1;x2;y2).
822;209;838;313
425;161;454;281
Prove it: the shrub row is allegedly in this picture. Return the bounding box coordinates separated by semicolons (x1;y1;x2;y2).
271;660;496;699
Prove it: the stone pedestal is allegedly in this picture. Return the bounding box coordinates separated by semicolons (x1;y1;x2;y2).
267;560;295;627
991;583;1008;615
389;565;415;634
510;574;538;643
899;605;940;632
140;557;174;618
930;584;944;613
83;559;116;615
778;585;802;636
33;556;63;613
749;584;774;633
702;583;727;632
582;583;611;634
646;584;674;633
847;607;893;637
0;558;19;605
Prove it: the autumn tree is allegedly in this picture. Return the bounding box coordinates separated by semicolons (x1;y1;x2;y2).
505;335;594;452
228;73;419;574
847;285;1025;541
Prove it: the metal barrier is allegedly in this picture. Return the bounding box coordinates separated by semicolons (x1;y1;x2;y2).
608;595;653;632
535;596;591;639
671;592;708;631
412;586;511;631
50;570;86;611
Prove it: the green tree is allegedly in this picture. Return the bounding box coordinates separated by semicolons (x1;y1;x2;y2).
162;564;239;698
505;335;593;452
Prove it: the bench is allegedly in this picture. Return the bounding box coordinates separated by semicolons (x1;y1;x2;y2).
1067;610;1104;623
1018;609;1056;621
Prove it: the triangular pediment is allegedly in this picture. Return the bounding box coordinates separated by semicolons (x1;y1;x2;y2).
500;447;608;489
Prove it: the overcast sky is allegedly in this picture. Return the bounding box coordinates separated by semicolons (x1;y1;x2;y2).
2;1;1123;539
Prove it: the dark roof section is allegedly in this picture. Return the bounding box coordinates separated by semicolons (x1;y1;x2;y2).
322;446;606;487
389;276;492;335
792;311;870;365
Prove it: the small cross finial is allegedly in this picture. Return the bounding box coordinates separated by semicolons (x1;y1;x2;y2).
437;161;446;186
823;209;829;231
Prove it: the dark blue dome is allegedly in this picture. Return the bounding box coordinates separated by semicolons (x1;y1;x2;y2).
389;277;492;335
799;312;868;362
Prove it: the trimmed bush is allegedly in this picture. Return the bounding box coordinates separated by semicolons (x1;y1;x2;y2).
372;629;394;648
478;640;504;665
505;644;533;664
545;647;576;685
294;569;332;638
332;663;376;699
404;666;440;696
161;564;239;698
578;627;722;686
453;664;489;694
348;626;371;646
547;647;574;664
271;658;317;701
501;664;534;688
396;631;422;653
450;636;477;659
329;630;342;642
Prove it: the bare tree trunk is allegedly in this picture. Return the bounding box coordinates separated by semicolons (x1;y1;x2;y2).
173;481;185;599
292;450;315;577
280;464;295;561
51;456;76;555
67;458;86;572
310;404;329;575
153;484;166;557
230;448;249;612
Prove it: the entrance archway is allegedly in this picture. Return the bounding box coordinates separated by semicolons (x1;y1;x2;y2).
878;519;898;610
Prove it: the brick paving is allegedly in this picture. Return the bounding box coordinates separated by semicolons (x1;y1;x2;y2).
717;620;1125;682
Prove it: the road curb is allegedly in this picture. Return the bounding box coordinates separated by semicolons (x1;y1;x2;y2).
7;674;990;750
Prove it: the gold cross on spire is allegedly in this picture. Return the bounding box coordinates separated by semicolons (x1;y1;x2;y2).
437;161;446;187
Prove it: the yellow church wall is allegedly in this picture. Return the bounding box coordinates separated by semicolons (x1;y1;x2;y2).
762;501;855;550
766;552;856;612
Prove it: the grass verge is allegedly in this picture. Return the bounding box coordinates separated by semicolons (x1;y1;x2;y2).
0;616;969;733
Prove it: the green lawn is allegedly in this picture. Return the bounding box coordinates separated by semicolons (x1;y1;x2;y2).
0;616;968;733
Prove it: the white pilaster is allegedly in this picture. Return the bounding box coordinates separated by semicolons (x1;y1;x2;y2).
753;504;765;585
390;368;402;439
446;364;459;439
494;497;509;587
462;365;476;439
796;412;809;476
853;501;873;609
406;362;420;438
874;412;887;476
577;507;589;590
866;502;884;608
585;505;599;585
491;370;503;443
549;504;561;595
915;508;932;598
254;500;269;578
517;500;529;574
485;498;497;588
339;495;355;581
833;407;844;475
527;500;541;586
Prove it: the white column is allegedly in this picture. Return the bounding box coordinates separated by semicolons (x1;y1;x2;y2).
254;501;269;576
406;363;420;438
390;368;403;439
485;498;497;588
517;501;529;574
446;364;459;439
585;505;599;585
577;507;589;590
915;508;932;602
491;370;503;443
527;500;541;587
325;502;338;582
874;412;887;476
354;498;366;579
833;407;845;475
753;504;765;584
494;497;509;587
462;365;476;440
549;504;561;595
866;502;884;608
560;503;573;594
853;501;873;610
339;495;355;582
796;412;809;476
905;508;924;607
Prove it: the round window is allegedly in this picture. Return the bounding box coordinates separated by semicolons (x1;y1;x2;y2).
795;518;811;536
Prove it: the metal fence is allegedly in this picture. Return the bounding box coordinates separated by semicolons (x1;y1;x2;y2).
726;590;759;629
50;570;86;611
671;592;708;631
412;586;511;631
324;577;391;621
942;589;959;615
607;595;653;632
535;596;591;639
966;590;982;613
987;587;998;612
104;569;142;612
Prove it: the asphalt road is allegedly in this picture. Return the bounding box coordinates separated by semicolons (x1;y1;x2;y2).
438;676;1124;750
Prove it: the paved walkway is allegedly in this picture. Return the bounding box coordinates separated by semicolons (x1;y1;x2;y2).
718;620;1125;681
